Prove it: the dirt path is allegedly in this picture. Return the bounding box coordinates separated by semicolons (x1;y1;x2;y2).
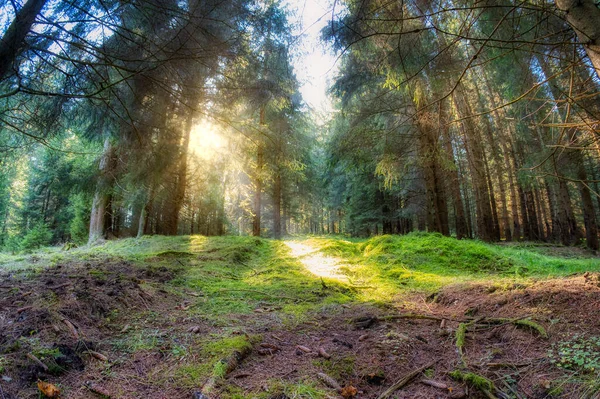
284;240;349;283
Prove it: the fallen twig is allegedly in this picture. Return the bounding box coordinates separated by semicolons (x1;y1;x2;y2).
380;313;445;322
17;306;33;313
487;362;532;369
376;361;436;399
27;353;48;371
62;318;79;339
421;379;448;389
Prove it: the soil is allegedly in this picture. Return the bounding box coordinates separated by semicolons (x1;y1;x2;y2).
1;250;600;398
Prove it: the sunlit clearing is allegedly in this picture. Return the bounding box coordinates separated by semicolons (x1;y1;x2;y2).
284;241;349;282
189;120;226;160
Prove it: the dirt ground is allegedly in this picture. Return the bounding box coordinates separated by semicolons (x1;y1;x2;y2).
1;251;600;398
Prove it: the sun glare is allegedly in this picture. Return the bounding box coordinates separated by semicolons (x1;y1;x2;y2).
189;121;226;160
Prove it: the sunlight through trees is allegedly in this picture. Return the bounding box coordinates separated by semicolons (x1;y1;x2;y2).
0;0;600;249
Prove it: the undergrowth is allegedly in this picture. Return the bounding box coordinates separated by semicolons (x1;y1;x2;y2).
303;232;600;296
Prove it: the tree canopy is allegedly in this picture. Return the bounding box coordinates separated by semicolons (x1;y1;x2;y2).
1;0;600;250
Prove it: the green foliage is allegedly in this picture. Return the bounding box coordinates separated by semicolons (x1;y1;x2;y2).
0;356;8;373
20;222;53;250
549;335;600;373
68;192;90;244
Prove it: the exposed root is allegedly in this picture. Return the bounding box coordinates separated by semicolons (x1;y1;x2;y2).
376;361;436;399
449;370;497;399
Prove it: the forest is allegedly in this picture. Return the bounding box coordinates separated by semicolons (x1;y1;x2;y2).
2;0;600;398
0;0;599;250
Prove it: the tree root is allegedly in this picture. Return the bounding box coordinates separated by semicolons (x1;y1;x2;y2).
199;340;252;398
376;361;436;399
449;370;498;399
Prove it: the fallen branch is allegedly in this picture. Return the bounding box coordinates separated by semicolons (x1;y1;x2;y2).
27;353;48;371
449;370;497;399
62;318;79;339
377;361;436;399
200;342;252;398
486;362;532;369
421;379;448;389
380;313;446;322
17;306;33;313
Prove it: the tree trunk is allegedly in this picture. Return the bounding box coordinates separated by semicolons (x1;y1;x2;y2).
417;113;449;236
453;86;496;241
273;169;282;239
483;150;501;241
0;0;48;79
441;115;468;239
252;144;263;237
88;138;114;245
163;117;193;235
576;155;600;249
137;207;146;238
555;0;600;79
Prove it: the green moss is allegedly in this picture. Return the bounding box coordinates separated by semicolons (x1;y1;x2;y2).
203;335;253;358
312;355;356;380
514;319;548;339
152;250;195;258
449;369;495;392
456;323;467;353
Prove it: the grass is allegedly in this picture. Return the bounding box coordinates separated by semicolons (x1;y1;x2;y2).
302;232;600;301
2;232;600;398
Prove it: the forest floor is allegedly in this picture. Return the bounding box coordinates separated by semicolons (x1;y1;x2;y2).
1;234;600;399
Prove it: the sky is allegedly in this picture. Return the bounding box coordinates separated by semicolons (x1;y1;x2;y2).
284;0;339;116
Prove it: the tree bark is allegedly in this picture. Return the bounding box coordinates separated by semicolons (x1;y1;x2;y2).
417;112;449;236
575;153;600;249
273;169;282;239
0;0;48;80
555;0;600;79
88;138;114;245
453;86;497;241
163;116;193;235
252;144;264;237
440;107;468;239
